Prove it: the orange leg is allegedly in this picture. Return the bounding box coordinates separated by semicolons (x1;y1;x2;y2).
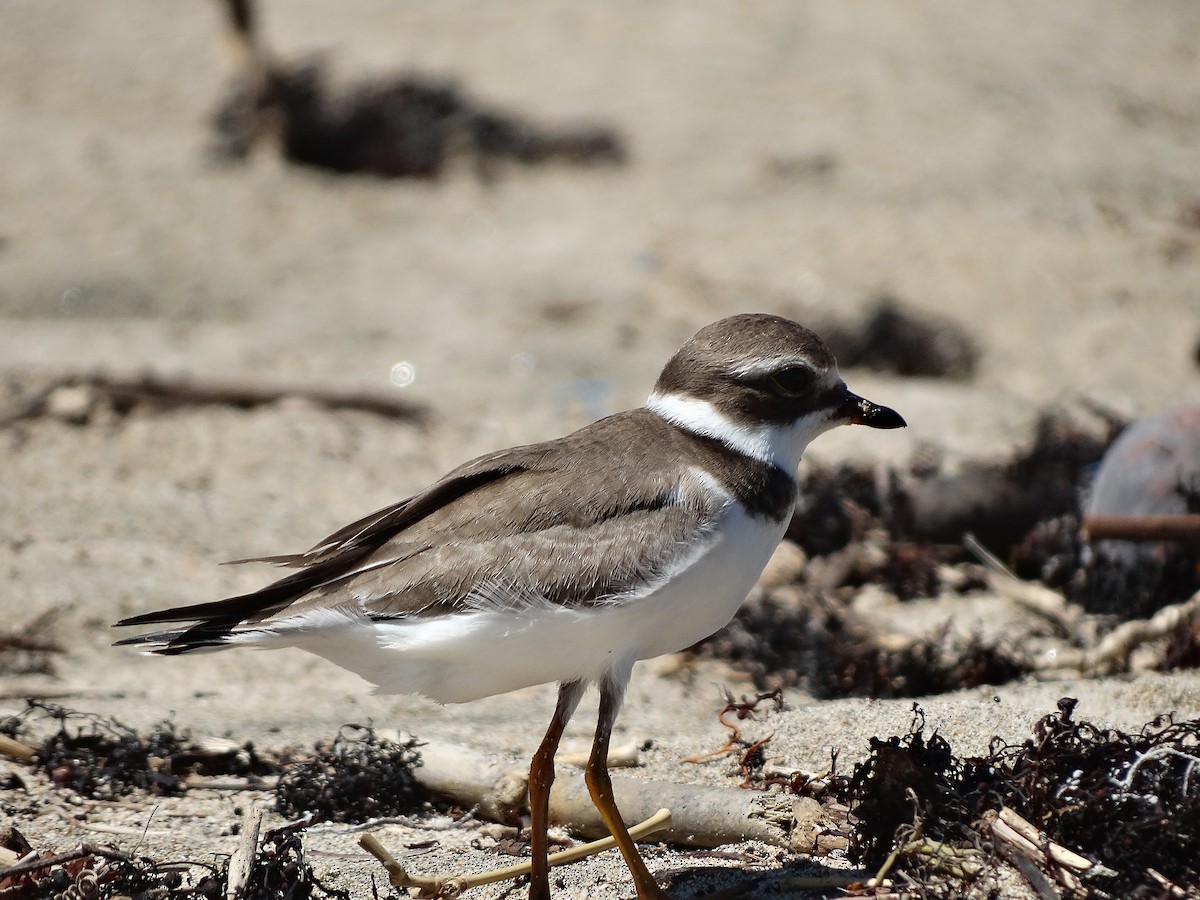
528;680;584;900
586;678;669;900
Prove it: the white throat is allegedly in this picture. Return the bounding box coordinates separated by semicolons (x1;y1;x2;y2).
645;391;836;473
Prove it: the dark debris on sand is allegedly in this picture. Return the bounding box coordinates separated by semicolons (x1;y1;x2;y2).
693;409;1200;698
0;836;226;900
818;298;981;380
275;725;428;823
0;702;278;800
242;817;352;900
700;590;1030;700
845;699;1200;898
213;63;626;181
0;820;350;900
0;715;407;899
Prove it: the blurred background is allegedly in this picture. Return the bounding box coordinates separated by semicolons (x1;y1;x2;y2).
2;1;1197;455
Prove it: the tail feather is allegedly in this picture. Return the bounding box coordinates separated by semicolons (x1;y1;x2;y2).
113;626;231;655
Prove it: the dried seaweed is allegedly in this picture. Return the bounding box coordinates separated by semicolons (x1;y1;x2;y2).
695;591;1028;699
0;825;349;900
275;725;427;823
847;699;1200;897
0;837;224;900
819;298;981;380
1013;512;1200;619
0;702;278;800
694;408;1200;700
213;62;625;181
243;817;351;900
0;609;62;677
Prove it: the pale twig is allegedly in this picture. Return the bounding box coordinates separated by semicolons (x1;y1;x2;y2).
985;807;1099;896
226;801;266;900
360;808;672;899
962;534;1081;633
184;774;280;791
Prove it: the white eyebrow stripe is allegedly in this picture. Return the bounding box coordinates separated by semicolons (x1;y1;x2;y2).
730;357;816;378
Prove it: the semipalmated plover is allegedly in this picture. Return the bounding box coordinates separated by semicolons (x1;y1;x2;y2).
115;313;905;899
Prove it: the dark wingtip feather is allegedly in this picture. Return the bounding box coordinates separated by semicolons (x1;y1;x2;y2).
113;627;230;655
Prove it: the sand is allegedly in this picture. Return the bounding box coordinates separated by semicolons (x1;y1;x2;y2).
2;2;1199;897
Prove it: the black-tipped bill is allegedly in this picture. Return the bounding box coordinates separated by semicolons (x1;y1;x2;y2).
838;392;906;429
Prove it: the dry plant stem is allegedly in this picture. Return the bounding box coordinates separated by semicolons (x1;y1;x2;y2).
226;801;265;900
359;808;673;900
986;808;1093;895
0;843;133;881
1083;513;1200;546
1040;589;1200;675
1146;867;1190;898
0;734;36;764
963;534;1080;632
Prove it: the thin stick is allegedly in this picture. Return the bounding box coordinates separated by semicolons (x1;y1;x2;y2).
360;808;672;899
0;734;36;764
1083;514;1200;545
962;533;1080;632
0;844;133;881
226;802;266;900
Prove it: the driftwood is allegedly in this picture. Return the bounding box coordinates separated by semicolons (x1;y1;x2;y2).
1036;590;1200;676
410;739;804;850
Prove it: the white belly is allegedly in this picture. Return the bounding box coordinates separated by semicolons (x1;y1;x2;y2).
250;505;786;704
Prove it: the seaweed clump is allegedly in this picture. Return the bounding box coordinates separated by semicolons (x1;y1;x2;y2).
275;725;427;823
0;702;276;800
847;699;1200;897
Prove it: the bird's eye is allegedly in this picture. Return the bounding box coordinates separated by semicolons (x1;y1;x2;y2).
769;366;813;396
